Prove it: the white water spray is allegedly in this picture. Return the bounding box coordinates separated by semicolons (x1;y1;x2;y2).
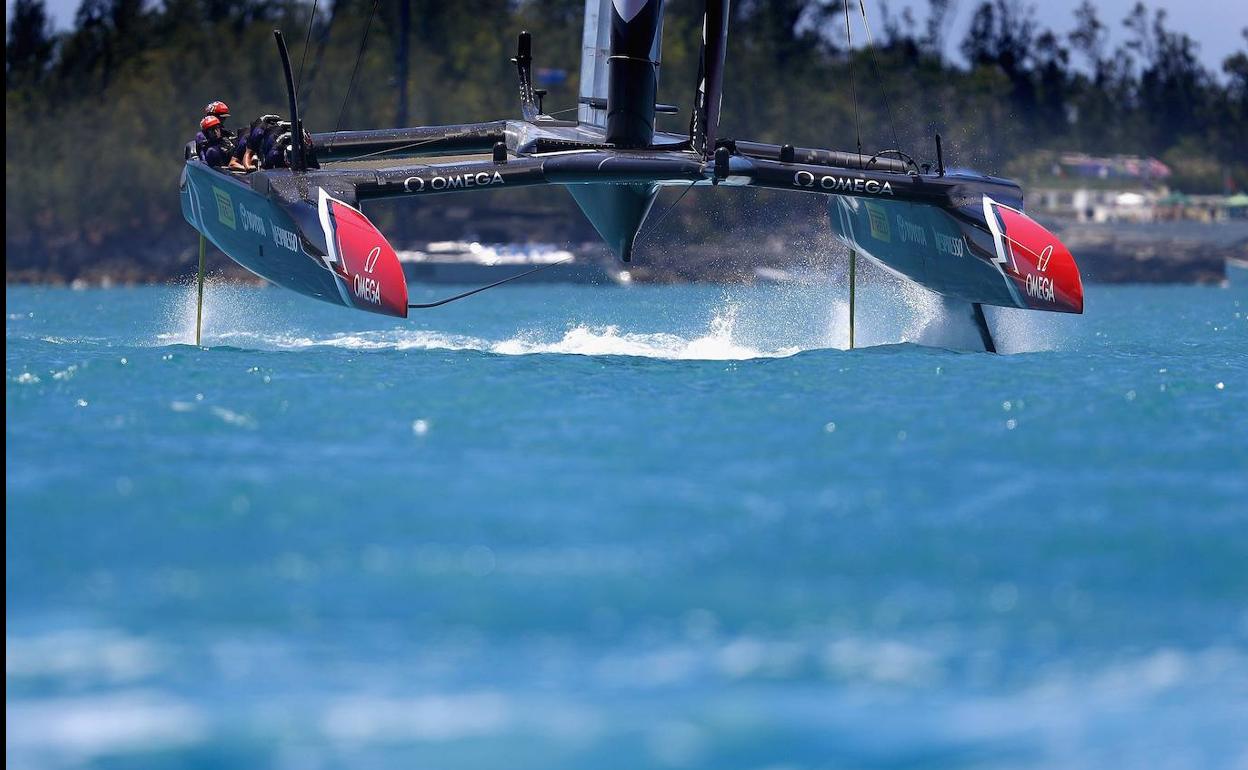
157;277;282;347
154;256;1057;357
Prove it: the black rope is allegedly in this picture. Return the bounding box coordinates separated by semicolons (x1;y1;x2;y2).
340;134;461;162
634;179;699;250
333;0;380;134
857;0;902;151
843;0;863;163
408;258;571;309
296;0;319;88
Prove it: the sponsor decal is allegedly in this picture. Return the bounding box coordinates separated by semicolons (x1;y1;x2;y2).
982;195;1081;312
895;214;928;247
1025;272;1055;302
238;203;267;236
272;223;299;252
354;274;381;303
212;187;235;229
794;171;894;196
403;171;505;193
316;188;408;317
239;201;300;252
865;203;891;242
350;246;384;305
934;232;965;258
1037;244;1054;272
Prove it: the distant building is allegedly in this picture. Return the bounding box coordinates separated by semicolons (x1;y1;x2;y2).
1053;153;1172;183
1028;153;1242;223
1030;186;1162;223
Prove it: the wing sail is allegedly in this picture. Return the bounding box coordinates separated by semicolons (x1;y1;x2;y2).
578;0;611;129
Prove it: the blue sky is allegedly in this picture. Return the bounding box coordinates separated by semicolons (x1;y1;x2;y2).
10;0;1248;71
938;0;1246;72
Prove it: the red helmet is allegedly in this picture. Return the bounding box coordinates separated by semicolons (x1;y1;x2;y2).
204;101;230;118
200;115;222;131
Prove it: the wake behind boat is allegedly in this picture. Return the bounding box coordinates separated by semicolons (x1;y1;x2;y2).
179;0;1084;352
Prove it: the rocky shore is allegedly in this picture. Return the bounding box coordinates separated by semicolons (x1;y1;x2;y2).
1046;220;1248;284
7;217;1246;287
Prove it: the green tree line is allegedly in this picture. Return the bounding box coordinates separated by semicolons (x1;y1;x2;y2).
6;0;1247;281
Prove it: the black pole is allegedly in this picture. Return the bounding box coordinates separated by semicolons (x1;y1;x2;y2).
971;303;997;353
396;0;410;127
274;29;306;172
408;259;571;309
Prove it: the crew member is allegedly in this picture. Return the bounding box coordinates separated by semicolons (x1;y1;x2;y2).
232;114;281;171
228;114;319;171
227;136;252;171
266;125;318;169
195;101;232;157
198;116;234;168
260;120;292;169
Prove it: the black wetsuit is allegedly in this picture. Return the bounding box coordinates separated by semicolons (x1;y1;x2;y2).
201;134;235;168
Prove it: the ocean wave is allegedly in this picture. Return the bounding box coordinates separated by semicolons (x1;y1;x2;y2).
155;271;1058;358
160;300;809;361
6;629;166;684
321;693;511;743
489;314;803;360
6;691;205;759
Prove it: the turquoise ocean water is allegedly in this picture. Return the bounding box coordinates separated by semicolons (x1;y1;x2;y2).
6;276;1248;769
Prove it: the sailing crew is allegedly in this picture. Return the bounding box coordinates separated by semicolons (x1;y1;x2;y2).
230;114;281;172
257;120;316;169
260;121;294;169
227;136;252;171
198;116;234;168
227;114;271;172
194;101;232;157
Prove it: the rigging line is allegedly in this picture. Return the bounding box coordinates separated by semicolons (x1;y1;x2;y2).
538;104;581;119
843;0;864;163
337;106;582;163
857;0;901;151
340;133;467;162
296;0;319;89
408;258;571;309
332;0;381;136
635;178;699;250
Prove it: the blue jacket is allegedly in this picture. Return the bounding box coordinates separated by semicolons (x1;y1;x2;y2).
202;141;232;168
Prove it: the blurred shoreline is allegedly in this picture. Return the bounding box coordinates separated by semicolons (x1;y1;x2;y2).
1046;219;1248;285
8;0;1247;292
7;219;1247;288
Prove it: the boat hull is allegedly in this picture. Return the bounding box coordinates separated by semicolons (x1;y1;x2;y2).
180;162;408;316
180;163;342;304
828;183;1083;313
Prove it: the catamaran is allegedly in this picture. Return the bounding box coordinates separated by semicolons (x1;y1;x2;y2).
180;0;1083;352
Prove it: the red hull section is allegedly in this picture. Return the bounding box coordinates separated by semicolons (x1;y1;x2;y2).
318;191;409;318
985;199;1083;314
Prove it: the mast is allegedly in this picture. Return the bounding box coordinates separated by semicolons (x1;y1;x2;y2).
396;0;410;127
689;0;730;157
605;0;664;147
